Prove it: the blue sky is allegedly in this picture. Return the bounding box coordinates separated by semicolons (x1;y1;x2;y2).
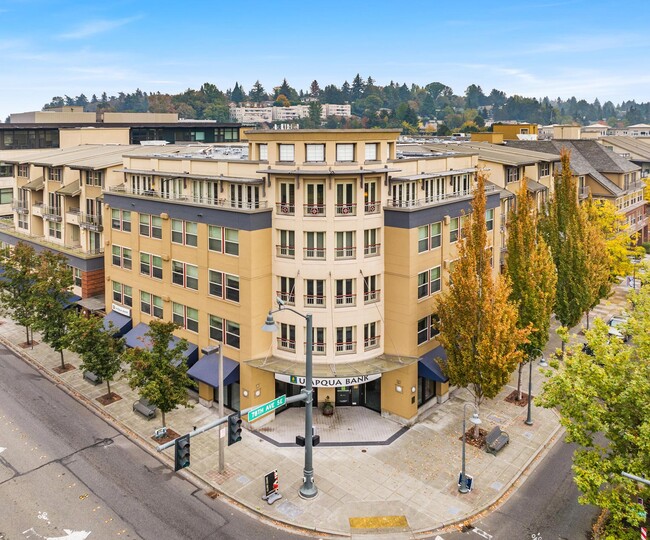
1;0;650;119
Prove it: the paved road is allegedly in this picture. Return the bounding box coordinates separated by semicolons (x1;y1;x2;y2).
0;344;307;540
432;434;599;540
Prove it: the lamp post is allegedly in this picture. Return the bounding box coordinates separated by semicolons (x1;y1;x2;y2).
202;344;224;473
459;402;481;494
262;302;318;499
525;348;548;426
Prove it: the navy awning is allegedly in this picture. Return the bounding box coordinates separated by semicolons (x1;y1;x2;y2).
62;293;82;309
418;346;449;383
187;352;240;387
123;322;199;366
102;311;133;337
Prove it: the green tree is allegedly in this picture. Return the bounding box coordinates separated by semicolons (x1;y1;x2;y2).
539;279;650;539
437;172;531;430
351;74;365;100
230;82;245;104
539;149;590;344
249;80;267;103
0;242;39;345
582;209;611;328
122;320;193;428
506;179;557;399
30;250;74;370
65;312;125;399
308;101;322;126
309;80;321;98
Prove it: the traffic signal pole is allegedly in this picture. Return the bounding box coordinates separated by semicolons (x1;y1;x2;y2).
217;344;224;473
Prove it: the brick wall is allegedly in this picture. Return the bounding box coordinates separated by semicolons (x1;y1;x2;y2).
82;268;105;298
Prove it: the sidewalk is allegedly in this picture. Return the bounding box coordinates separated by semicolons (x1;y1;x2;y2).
0;276;633;538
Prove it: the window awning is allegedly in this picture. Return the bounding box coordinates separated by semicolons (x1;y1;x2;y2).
123;322;199;367
56;180;81;197
418;346;449;383
62;293;82;310
102;311;133;337
187;352;240;387
526;179;547;193
23;176;44;191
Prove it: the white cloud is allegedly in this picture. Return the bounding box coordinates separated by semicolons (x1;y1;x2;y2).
58;16;141;39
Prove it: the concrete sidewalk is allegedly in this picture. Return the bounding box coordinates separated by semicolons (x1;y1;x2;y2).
0;276;633;538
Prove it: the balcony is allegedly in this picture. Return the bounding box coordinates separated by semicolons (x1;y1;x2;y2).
386;186;495;210
42;205;62;222
303;203;325;217
276;202;295;216
276;245;295;258
304;294;325;308
334;246;356;260
364;201;381;214
66;208;80;225
335;341;356;354
579;186;590;199
364;335;381;350
11;199;29;215
32;203;44;217
307;342;326;355
335;202;356;217
304;247;326;260
276;291;295;306
78;212;103;232
364;243;381;257
277;337;296;352
364;289;381;304
335;294;356;307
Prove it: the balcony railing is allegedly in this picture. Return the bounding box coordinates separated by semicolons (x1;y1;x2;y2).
276;245;295;258
335;203;356;216
78;212;103;231
304;294;325;307
277;337;296;352
307;342;326;355
364;289;381;303
364;336;381;350
304;247;326;260
276;291;295;306
303;204;325;217
276;202;295;216
335;341;356;354
108;186;268;210
335;294;356;307
386;186;495;209
42;205;62;222
364;201;381;214
364;243;381;257
579;186;590;199
334;246;356;260
11;199;29;214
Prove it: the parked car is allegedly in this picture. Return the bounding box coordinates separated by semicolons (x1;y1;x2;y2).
607;315;629;342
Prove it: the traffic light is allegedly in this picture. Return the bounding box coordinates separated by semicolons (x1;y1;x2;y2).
174;433;190;471
227;413;242;445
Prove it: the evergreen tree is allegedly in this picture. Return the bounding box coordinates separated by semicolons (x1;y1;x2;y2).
437;172;531;428
308;102;322;126
341;81;351;102
351;74;365;100
249;80;267;103
506;179;557;398
309;80;321;98
231;82;245;104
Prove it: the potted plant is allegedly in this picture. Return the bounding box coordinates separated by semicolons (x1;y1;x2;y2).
322;396;334;416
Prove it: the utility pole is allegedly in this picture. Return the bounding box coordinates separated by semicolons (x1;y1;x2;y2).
218;343;224;473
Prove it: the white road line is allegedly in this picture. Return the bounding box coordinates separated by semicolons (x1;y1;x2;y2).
472;528;493;540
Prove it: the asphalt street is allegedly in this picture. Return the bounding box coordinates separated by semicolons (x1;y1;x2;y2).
432;433;599;540
0;343;308;540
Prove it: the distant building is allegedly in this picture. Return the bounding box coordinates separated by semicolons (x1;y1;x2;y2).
610;123;650;137
229;103;352;123
491;122;538;140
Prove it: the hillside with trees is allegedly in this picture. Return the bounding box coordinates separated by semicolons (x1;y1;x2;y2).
34;75;650;133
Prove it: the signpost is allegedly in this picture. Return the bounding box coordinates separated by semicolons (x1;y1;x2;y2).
248;395;286;422
262;469;282;505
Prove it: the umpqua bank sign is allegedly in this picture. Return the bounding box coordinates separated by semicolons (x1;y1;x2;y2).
275;373;381;388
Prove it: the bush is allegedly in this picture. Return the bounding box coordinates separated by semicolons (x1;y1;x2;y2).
641;242;650;254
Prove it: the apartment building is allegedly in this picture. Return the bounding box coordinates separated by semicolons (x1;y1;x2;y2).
100;129;502;425
230;104;352;124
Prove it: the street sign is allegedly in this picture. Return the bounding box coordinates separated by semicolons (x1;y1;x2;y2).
248;395;286;422
458;472;474;492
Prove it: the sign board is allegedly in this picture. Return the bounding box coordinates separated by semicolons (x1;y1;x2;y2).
458;472;474;492
111;303;131;317
248;395;286;422
275;373;381;388
264;469;279;497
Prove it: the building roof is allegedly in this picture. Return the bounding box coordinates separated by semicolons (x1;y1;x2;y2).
29;145;134;167
600;136;650;160
461;142;560;166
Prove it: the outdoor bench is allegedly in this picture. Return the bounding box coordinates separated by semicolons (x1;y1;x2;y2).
485;425;509;455
83;370;102;385
133;398;157;420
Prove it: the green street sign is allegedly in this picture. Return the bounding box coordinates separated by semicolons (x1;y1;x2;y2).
248;395;286;422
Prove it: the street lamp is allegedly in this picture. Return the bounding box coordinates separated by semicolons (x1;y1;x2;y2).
202;344;224;473
459;402;481;494
262;300;318;499
525;348;548;426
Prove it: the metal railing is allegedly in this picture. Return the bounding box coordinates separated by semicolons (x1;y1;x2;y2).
42;205;62;221
303;204;326;217
335;341;356;354
276;291;295;306
11;199;29;214
364;289;380;303
335;294;356;307
386;186;495;209
334;246;356;259
108;186;268;210
364;244;381;257
304;247;326;259
364;336;381;350
78;212;103;230
364;201;381;214
277;337;296;352
335;203;356;216
304;295;326;307
276;245;295;258
276;202;295;215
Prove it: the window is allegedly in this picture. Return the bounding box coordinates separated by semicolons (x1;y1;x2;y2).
278;323;296;351
335;182;355;216
85;170;103;187
305;231;325;259
258;144;268;161
418;226;429;253
506;167;520;184
70;266;82;287
418;266;441;299
112;282;132;307
209;315;240;348
424;177;445;202
365;143;378;161
48;221;62;239
226;320;240;349
335;279;355;307
0;188;12;204
111;209;131;232
48;167;62;182
172;260;198;290
140;252;163;279
208;226;239;255
140;291;163;319
305;182;325;216
336;326;355;353
172;303;198;333
305;279;325;307
430;222;441;249
336;143;355;162
111;245;132;269
18;164;29;177
450;217;459;243
364;181;379;213
305;144;325;162
279;144;295;162
364;322;380;350
277;182;295;215
417;314;439;345
278;229;295;258
364;228;380;256
310;327;326;354
363;274;380;303
171;219;197;246
209;315;223;341
278;276;295;305
209;270;239;302
486;209;494;231
539;162;550;177
335;231;355;259
139;214;162;238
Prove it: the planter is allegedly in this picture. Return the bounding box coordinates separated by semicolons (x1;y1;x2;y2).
322;402;334;416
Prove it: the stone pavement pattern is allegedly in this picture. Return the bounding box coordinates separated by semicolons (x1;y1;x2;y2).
0;276;633;537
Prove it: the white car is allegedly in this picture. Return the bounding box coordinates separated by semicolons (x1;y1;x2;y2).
607;316;629;342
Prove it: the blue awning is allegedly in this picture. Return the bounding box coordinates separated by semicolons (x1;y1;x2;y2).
62;293;82;309
102;311;133;337
418;346;449;383
187;352;240;387
123;322;198;366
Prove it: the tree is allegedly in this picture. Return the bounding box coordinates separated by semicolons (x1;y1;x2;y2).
230;82;245;104
351;74;365;101
539;279;650;539
308;101;322;126
30;250;74;370
582;209;611;329
65;312;125;399
505;179;557;399
539;149;590;344
437;172;531;431
0;242;39;345
309;80;321;98
122;320;193;428
248;80;266;103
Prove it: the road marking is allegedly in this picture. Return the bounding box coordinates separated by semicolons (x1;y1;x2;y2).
0;447;5;453
472;528;493;539
349;515;409;529
22;528;91;540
